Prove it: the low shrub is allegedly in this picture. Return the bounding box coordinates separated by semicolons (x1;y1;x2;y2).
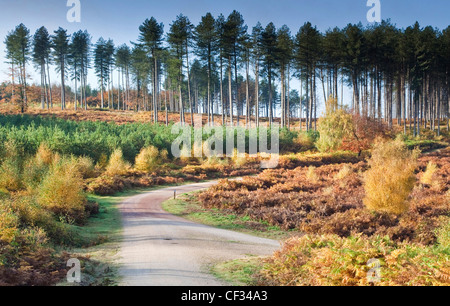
363;139;419;215
293;132;316;152
316;97;354;153
231;149;248;168
35;143;54;167
0;142;23;192
0;204;18;244
73;156;96;179
436;217;450;249
259;234;450;286
37;158;87;224
105;148;131;177
420;161;438;186
0;157;23;192
135;146;163;172
306;166;319;183
335;164;353;181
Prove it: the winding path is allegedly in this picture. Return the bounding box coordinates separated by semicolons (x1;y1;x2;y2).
118;181;280;286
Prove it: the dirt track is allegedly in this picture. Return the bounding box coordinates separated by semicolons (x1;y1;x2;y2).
118;181;280;286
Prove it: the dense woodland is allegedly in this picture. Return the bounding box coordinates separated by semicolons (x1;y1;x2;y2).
2;12;450;135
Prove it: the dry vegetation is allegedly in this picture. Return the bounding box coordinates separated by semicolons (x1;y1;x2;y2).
199;145;450;285
260;234;449;286
200;147;450;245
1;103;449;286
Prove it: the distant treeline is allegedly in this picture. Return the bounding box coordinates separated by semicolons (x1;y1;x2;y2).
3;13;450;135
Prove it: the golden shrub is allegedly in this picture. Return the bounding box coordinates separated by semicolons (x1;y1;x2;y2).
335;164;353;181
73;156;96;179
436;217;450;249
363;139;419;215
306;166;319;183
0;158;23;192
316;97;354;153
0;142;23;192
35;143;54;167
293;133;315;152
37;158;86;223
179;145;193;164
160;149;169;161
231;148;248;168
96;153;109;170
0;204;18;244
135;146;161;172
420;161;438;186
105;148;131;177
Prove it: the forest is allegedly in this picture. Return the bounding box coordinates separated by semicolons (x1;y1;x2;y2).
1;11;449;135
0;10;449;287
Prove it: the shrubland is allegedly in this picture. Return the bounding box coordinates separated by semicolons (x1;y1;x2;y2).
0;142;94;285
201;146;450;285
259;234;449;286
196;101;449;286
0;108;448;286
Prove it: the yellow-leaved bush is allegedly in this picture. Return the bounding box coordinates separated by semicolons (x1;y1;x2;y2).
37;157;87;223
316;97;354;153
105;148;131;177
135;146;167;172
363;138;419;215
420;161;438;186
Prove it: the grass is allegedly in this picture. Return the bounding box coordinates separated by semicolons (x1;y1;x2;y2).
211;256;264;286
405;139;448;152
163;192;296;241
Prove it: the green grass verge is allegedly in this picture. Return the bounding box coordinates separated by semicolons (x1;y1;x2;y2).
162;192;297;241
210;256;264;286
405;139;448;152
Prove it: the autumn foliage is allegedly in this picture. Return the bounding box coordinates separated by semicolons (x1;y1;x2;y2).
363;139;419;215
260;234;450;286
317;97;390;155
199;148;450;246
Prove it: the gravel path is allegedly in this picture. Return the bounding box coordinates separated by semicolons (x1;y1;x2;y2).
118;181;280;286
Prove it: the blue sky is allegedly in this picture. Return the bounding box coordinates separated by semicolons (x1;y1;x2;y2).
1;0;449;98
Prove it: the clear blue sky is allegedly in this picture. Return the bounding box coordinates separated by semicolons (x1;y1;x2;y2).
1;0;449;96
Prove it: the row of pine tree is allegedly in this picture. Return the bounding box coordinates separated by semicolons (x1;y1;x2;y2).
4;11;450;135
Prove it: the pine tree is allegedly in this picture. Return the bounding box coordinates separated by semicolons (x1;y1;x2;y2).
276;25;293;128
51;27;70;110
138;17;164;122
223;10;247;126
69;30;91;110
168;14;194;125
5;24;31;112
115;44;131;111
33;26;51;109
251;22;264;127
194;12;218;125
104;39;115;109
261;22;278;127
94;37;109;108
294;22;321;130
131;44;151;112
